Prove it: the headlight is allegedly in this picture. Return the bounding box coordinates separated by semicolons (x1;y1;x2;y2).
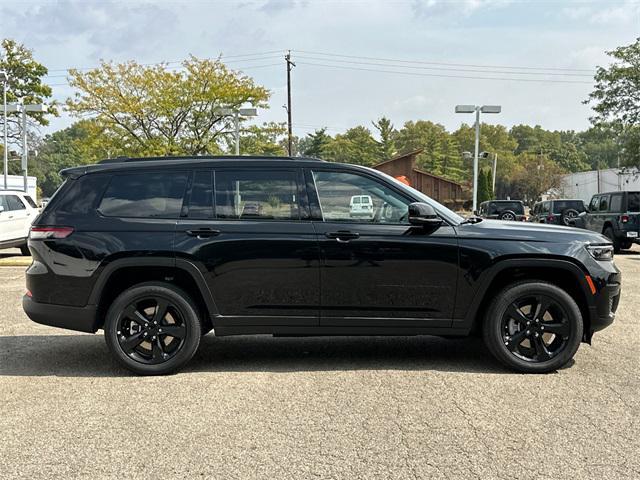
586;244;614;261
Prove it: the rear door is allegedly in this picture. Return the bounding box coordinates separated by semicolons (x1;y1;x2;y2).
307;168;459;327
175;168;320;327
2;194;29;241
585;195;600;231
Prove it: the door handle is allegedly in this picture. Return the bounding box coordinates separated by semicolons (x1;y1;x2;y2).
186;228;220;239
326;231;360;243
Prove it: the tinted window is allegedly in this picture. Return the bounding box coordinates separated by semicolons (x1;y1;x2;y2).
6;195;26;211
599;195;610;212
609;195;622;213
627;192;640;212
55;174;110;216
490;202;524;215
188;170;214;219
23;195;38;208
99;172;188;218
215;170;299;220
589;196;599;212
552;200;585;214
312;170;409;223
540;202;550;214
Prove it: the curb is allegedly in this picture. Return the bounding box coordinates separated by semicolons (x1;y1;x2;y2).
0;257;32;267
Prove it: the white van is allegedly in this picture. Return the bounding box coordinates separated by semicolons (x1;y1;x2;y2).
349;195;374;218
0;190;39;255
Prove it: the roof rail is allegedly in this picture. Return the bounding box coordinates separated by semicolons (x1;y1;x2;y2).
99;155;325;164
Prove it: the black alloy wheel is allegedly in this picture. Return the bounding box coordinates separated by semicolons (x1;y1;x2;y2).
105;282;201;375
483;282;583;373
499;210;516;221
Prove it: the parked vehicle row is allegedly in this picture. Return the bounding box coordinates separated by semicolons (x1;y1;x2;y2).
0;190;40;255
22;156;620;376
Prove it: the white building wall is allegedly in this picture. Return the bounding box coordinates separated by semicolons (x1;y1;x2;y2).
0;175;38;201
560;168;640;203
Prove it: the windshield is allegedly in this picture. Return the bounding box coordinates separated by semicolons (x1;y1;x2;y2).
552;200;585;214
372;168;464;224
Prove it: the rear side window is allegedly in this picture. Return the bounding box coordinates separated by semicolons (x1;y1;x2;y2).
609;194;622;212
215;170;299;220
599;195;610;212
99;172;188;218
627;193;640;212
187;170;214;219
55;174;110;216
6;195;25;211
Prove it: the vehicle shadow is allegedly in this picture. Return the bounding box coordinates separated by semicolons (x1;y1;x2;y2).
0;334;512;377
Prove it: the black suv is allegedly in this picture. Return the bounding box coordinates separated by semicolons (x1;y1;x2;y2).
529;199;586;226
477;200;526;221
23;156;621;375
579;191;640;253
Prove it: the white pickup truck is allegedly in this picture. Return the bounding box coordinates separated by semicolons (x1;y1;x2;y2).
0;190;39;255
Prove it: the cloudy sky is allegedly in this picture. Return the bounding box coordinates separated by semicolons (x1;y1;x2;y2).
2;0;639;138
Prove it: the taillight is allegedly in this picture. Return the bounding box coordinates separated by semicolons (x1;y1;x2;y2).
547;216;555;223
621;215;629;223
29;226;74;240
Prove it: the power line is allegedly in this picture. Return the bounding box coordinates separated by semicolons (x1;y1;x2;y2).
295;61;594;84
294;53;594;77
293;49;595;73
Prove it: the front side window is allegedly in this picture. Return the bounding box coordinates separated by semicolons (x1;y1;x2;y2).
589;196;599;212
99;172;188;218
312;170;410;223
215;170;299;220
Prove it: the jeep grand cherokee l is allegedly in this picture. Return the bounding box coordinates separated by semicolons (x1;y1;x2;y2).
23;156;621;375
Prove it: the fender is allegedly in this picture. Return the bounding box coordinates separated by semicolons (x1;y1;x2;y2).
455;257;593;330
87;256;219;317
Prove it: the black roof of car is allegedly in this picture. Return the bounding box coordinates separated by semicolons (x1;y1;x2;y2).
482;200;524;204
61;155;326;178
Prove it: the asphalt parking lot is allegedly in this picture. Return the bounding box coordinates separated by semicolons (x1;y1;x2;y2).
0;251;638;479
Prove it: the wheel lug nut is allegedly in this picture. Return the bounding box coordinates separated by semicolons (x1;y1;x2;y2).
535;333;539;338
152;336;156;340
541;326;545;331
526;330;531;335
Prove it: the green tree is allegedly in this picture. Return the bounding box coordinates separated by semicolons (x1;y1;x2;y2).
66;56;269;156
585;37;640;165
394;120;447;174
299;128;332;158
324;126;380;166
477;169;490;204
225;122;287;156
372;116;396;159
0;39;57;153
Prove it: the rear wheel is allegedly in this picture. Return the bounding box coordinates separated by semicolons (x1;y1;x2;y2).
604;227;621;253
483;282;583;373
104;282;201;375
499;210;516;221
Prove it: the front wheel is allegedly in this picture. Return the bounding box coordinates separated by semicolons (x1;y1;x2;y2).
104;282;201;375
483;282;583;373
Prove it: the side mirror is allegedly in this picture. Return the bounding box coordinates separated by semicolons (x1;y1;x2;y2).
408;202;442;228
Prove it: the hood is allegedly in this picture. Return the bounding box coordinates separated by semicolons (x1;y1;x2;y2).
458;219;610;245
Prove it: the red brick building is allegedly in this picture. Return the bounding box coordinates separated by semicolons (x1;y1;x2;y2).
373;148;466;207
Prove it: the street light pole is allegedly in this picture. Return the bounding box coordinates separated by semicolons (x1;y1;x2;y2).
1;70;8;190
492;152;498;193
455;104;501;212
7;101;46;194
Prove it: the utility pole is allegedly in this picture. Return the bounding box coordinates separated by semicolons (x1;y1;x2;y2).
1;70;8;190
285;50;295;156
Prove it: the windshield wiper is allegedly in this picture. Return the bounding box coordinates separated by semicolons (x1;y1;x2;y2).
459;216;483;225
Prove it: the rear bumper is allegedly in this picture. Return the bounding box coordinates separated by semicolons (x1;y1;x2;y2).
22;295;98;333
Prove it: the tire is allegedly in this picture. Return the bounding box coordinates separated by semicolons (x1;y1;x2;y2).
621;240;632;250
104;282;201;375
603;227;621;254
482;281;583;373
19;244;30;256
499;210;517;221
561;208;580;226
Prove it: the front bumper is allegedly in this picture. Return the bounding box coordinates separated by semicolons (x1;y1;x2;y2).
22;295;98;333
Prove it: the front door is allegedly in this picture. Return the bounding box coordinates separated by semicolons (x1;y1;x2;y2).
307;169;459;328
175;168;320;327
0;194;29;241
